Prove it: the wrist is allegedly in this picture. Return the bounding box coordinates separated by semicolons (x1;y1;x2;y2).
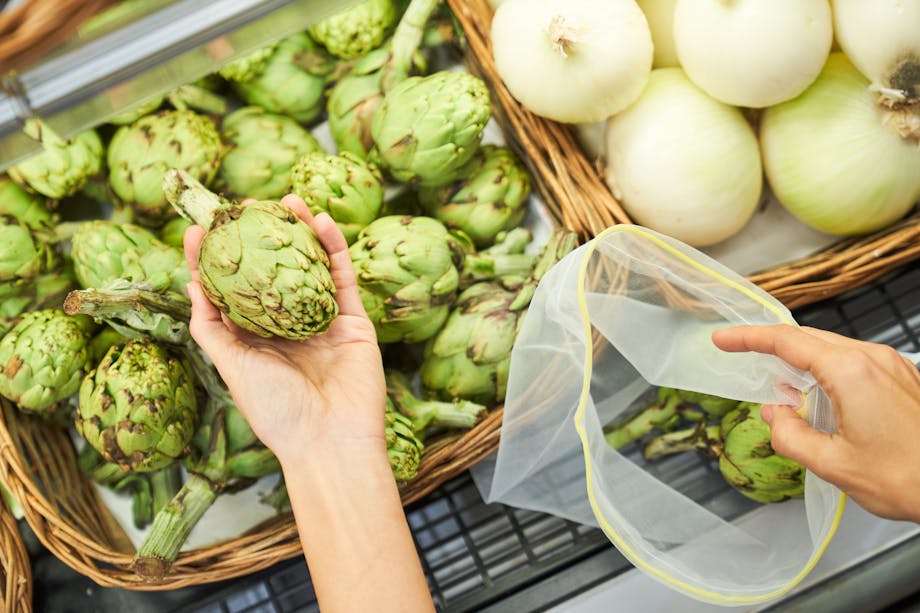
278;436;391;485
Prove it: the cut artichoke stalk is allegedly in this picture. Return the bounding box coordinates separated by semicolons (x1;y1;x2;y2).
385;369;486;433
134;349;280;580
163;169;339;340
327;0;443;157
7;119;104;200
640;403;806;504
420;229;578;406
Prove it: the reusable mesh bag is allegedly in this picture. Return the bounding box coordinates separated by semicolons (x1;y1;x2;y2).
477;225;845;605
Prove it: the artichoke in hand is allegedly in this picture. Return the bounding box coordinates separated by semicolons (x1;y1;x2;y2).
0;309;97;414
8;120;104;199
418;145;531;248
371;70;491;187
163;169;338;340
290;151;384;244
107;110;222;226
350;215;472;344
216;106;323;201
309;0;397;59
76;338;198;472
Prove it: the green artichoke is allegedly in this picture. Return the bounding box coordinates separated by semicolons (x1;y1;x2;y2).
0;215;57;283
8;120;104;199
421;230;576;405
109;96;164;125
350;215;472;344
76;338;198;472
218;44;277;82
107;110;222;225
0;268;77;336
371;71;491;186
386;397;423;483
216;107;324;200
70;220;190;293
164;170;338;340
326;0;442;157
386;369;486;434
309;0;397;59
290;151;384;244
230;34;327;124
718;403;805;504
0;309;97;413
158;216;193;249
418;145;531;248
604;388;684;450
0;178;54;230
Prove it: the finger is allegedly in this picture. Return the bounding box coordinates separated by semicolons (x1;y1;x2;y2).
760;404;838;479
183;226;206;282
280;193;314;224
801;327;919;380
186;281;245;369
712;324;842;379
311;212;367;317
240;198;256;206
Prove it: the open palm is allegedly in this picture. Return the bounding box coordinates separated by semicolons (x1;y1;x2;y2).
183;195;385;462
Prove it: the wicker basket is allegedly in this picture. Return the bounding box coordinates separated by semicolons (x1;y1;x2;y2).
1;0;918;591
0;473;31;612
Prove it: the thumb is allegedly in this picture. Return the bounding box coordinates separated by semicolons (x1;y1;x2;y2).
761;404;836;474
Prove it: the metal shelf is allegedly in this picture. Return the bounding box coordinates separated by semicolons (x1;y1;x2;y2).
0;0;354;170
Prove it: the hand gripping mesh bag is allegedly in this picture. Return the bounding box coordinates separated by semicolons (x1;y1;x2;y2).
475;225;845;605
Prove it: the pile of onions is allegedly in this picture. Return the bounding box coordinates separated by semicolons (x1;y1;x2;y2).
604;68;762;247
761;54;920;236
490;0;653;123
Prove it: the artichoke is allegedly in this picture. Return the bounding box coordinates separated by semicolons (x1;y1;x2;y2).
371;71;491;186
76;338;198;472
163;170;338;340
326;0;442;157
290;151;384;244
309;0;397;59
0;309;97;413
107;110;222;225
158;216;192;249
350;215;472;344
0;178;54;230
0;215;57;284
421;230;577;405
218;44;277;82
70;220;190;293
230;34;327;124
718;403;805;504
216;107;324;200
0;268;77;336
386;397;423;483
386;369;486;434
418;145;531;248
109;96;164;125
8;120;103;199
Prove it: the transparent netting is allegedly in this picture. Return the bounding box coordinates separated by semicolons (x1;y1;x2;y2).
476;226;844;605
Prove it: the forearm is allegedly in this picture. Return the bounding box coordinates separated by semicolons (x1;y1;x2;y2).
280;440;434;613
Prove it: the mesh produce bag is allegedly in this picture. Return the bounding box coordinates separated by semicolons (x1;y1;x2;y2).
476;226;845;605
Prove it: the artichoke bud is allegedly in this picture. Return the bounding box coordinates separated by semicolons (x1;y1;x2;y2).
76;339;198;472
370;71;492;187
0;178;55;231
0;309;98;413
290;151;384;244
385;397;423;483
0;214;57;283
218;44;278;82
718;403;806;504
107;110;222;226
309;0;397;59
164;170;338;340
8;120;104;199
326;49;388;158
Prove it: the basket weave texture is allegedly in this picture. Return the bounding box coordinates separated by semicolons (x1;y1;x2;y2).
0;469;31;612
0;0;917;591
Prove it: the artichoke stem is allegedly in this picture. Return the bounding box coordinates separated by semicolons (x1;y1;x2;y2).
130;479;154;529
604;392;681;450
63;283;191;323
485;228;533;255
461;253;536;288
642;424;722;461
260;477;291;514
134;473;219;580
161;169;225;228
381;0;442;92
150;465;183;516
386;370;486;431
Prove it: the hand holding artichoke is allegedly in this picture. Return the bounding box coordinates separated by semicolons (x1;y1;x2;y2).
163;169;338;339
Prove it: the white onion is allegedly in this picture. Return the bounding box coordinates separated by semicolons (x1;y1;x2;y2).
673;0;833;108
636;0;679;68
832;0;920;104
491;0;653;123
761;53;920;236
604;68;762;247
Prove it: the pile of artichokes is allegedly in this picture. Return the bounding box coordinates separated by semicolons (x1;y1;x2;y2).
0;0;567;580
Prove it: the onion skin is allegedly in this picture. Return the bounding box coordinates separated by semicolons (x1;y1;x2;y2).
604;68;762;247
761;54;920;237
